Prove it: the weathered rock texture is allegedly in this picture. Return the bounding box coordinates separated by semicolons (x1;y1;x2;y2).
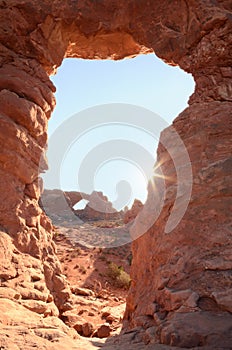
0;0;231;348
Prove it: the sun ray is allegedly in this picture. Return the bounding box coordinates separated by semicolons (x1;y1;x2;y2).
152;158;177;184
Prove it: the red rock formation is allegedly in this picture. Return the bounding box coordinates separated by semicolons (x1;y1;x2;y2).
65;191;90;207
40;189;121;222
123;199;143;224
125;101;232;347
0;1;231;348
77;191;122;221
40;189;89;223
40;189;74;217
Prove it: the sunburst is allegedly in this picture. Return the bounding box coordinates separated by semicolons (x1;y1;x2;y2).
152;158;176;183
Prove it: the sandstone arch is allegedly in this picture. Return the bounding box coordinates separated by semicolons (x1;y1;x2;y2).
0;1;231;348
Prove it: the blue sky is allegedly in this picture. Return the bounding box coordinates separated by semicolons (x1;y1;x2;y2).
44;53;195;209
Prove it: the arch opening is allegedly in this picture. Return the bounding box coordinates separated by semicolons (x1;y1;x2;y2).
39;51;195;339
43;53;194;212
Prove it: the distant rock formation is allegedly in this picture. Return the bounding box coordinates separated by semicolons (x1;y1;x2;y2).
75;191;122;221
65;191;90;207
40;189;122;223
123;199;143;224
40;189;72;214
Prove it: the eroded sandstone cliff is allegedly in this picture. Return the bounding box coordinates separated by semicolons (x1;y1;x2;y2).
0;1;231;348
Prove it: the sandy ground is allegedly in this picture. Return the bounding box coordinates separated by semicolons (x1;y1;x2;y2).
54;219;132;338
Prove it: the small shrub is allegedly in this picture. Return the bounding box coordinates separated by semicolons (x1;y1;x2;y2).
115;270;131;289
107;262;131;290
107;262;121;279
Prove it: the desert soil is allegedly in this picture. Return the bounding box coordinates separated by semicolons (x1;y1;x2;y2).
54;219;132;339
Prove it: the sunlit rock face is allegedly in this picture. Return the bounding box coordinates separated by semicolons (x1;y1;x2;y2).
0;1;231;348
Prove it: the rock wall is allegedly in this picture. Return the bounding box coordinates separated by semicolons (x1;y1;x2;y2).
0;33;70;317
125;101;232;347
0;1;231;348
